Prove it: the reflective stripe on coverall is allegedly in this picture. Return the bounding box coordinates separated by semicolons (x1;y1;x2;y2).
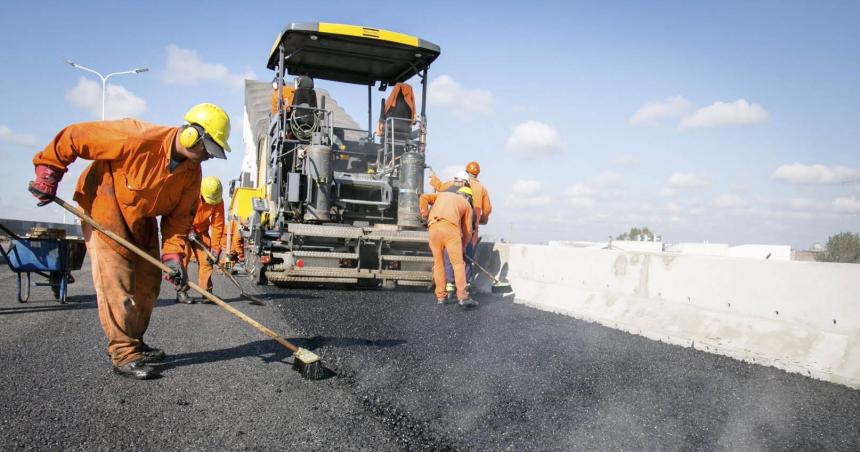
183;198;225;290
32;119;202;366
419;192;473;301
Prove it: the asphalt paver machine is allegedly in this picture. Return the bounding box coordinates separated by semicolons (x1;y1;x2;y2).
231;23;441;288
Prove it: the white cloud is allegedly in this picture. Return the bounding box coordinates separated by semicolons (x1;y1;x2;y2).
512;180;542;196
680;99;769;129
162;44;255;90
565;183;593;197
508;179;552;207
790;198;815;210
833;196;860;213
665;202;683;214
772;163;860;185
594;171;624;188
65;76;146;119
428;75;493;116
505;121;562;158
713;194;746;209
569;197;595;209
629;95;690;126
564;183;594;209
613;153;641;165
0;124;37;146
668;172;709;188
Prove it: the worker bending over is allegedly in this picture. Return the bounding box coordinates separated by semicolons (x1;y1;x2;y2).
28;103;232;380
419;186;477;307
177;176;225;304
430;162;493;293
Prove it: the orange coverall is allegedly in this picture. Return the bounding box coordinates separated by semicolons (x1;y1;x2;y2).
376;82;416;135
184;198;225;290
220;218;245;264
271;86;295;114
429;174;493;247
32;119;201;367
419;192;473;301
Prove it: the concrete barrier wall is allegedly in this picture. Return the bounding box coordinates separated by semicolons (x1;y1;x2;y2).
476;243;860;388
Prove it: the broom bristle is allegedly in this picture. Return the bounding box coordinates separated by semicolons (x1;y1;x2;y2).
293;348;324;380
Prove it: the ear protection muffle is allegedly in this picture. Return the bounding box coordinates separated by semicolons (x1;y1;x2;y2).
179;124;203;149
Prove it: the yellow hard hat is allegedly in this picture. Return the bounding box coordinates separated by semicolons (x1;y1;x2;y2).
183;103;231;157
201;176;223;205
457;186;474;197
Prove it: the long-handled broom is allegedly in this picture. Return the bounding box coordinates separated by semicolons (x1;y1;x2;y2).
464;254;513;295
43;191;323;380
188;235;266;306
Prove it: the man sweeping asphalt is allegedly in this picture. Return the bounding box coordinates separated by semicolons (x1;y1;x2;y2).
28;103;232;380
419;186;477;307
178;176;226;304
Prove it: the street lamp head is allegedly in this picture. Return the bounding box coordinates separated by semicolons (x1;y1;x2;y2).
133;68;149;74
64;59;77;67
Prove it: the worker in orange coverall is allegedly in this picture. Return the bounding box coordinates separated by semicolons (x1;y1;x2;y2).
376;82;416;136
271;76;295;115
429;165;492;293
177;176;225;304
221;216;246;273
419;186;477;308
28;103;232;380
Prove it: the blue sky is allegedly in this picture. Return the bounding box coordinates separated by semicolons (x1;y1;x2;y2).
1;0;858;248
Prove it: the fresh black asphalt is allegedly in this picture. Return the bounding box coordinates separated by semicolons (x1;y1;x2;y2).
1;259;858;450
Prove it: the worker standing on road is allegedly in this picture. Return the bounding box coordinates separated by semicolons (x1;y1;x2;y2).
419;186;477;307
221;216;247;274
463;160;492;278
429;170;476;298
177;176;225;304
28;103;232;380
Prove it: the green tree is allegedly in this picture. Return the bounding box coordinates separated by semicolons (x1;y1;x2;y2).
616;226;656;241
817;232;860;263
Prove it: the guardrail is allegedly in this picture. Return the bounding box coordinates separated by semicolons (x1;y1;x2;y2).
475;242;860;388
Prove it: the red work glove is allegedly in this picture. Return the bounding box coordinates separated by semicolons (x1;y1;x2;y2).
161;253;188;291
28;165;63;206
207;247;221;265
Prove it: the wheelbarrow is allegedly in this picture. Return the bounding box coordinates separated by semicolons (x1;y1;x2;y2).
0;224;86;303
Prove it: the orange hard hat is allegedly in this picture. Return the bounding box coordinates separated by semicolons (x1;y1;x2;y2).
466;161;480;176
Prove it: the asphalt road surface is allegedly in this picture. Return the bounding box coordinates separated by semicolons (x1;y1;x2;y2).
1;259;858;451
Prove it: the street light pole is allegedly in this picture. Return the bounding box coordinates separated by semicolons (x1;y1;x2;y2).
64;60;148;120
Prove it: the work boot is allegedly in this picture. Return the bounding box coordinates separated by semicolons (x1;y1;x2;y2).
138;343;165;363
112;359;156;380
176;291;195;304
200;286;214;304
437;297;449;305
458;298;479;308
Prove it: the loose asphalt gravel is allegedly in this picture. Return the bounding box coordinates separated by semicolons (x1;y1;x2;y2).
1;259;858;451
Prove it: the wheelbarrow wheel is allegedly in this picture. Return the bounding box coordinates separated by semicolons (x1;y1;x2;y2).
17;272;30;303
50;272;66;303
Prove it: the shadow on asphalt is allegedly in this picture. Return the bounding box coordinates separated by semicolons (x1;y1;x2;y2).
0;295;93;315
154;335;404;378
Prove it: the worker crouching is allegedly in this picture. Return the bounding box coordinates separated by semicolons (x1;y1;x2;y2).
28;103;232;380
419;187;478;308
177;176;226;304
